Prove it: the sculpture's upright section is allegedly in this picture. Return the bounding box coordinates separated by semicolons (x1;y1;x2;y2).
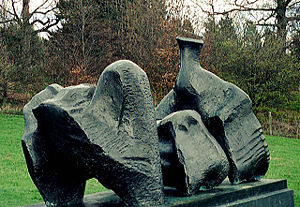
156;37;270;184
22;60;164;207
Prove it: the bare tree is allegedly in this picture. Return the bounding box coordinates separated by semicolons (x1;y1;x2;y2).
190;0;300;41
0;0;59;67
0;0;60;98
0;0;59;34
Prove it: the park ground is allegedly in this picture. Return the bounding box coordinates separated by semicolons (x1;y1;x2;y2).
0;113;299;207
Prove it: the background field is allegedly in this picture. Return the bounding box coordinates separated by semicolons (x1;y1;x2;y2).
0;113;299;207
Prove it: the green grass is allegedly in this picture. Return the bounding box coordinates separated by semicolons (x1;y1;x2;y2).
265;135;300;205
0;113;299;206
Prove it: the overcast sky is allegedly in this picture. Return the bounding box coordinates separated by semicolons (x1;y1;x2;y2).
2;0;278;37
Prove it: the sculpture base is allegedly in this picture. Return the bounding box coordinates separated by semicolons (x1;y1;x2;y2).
25;179;294;207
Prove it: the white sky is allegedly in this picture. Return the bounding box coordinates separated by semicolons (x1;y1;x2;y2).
3;0;298;37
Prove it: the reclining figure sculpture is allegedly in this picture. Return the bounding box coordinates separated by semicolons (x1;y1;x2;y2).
22;37;270;207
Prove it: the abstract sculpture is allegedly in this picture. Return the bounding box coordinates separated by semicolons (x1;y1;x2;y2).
22;37;270;207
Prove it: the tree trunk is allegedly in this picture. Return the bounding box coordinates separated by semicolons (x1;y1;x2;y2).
21;0;32;84
80;0;86;69
276;0;288;41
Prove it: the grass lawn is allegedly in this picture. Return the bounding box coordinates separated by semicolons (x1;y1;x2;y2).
265;135;300;205
0;113;299;206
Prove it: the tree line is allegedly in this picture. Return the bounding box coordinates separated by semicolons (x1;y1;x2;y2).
0;0;299;112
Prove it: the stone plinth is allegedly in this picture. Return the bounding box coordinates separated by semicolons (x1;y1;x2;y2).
25;179;294;207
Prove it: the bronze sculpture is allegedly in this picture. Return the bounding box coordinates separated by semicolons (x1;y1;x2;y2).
22;37;269;207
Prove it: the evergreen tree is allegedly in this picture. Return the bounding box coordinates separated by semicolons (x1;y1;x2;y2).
200;16;299;110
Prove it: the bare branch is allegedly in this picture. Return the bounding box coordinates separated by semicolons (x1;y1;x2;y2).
231;6;275;12
0;5;14;17
257;11;276;23
31;17;50;26
215;8;274;15
11;0;21;23
191;0;275;16
31;7;57;17
34;18;60;33
287;1;300;9
28;0;49;19
31;0;48;14
245;0;260;4
287;15;300;21
232;0;276;11
190;0;215;13
285;0;293;7
226;0;260;7
0;18;17;24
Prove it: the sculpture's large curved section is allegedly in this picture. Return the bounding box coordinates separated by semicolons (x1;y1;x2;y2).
89;60;164;206
22;61;164;207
